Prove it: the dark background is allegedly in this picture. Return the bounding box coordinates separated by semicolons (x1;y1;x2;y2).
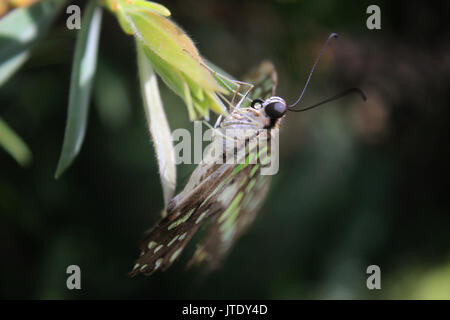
1;0;449;299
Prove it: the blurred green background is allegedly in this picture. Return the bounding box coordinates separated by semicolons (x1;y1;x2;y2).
1;0;450;299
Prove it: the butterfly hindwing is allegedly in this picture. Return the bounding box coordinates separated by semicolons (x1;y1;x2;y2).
245;60;278;100
187;158;272;270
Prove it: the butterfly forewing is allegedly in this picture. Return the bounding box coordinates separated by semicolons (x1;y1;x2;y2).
129;61;279;276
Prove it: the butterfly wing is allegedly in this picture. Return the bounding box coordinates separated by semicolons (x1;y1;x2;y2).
245;60;278;100
129;161;235;276
129;61;279;276
187;159;272;271
186;61;279;270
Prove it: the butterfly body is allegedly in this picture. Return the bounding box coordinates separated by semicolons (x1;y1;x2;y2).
129;62;284;276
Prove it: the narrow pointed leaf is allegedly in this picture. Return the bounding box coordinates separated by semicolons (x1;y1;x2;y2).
137;41;176;206
0;117;32;166
0;0;64;86
104;1;227;119
119;0;171;16
205;59;240;93
182;79;195;120
116;5;134;34
55;1;102;178
122;9;225;93
141;45;226;120
102;0;170;17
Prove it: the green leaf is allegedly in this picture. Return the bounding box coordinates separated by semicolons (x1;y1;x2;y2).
105;0;227;120
142;45;226;120
127;10;223;93
0;117;32;166
0;0;65;87
55;1;103;179
205;60;239;92
102;0;170;17
119;0;171;16
137;40;176;206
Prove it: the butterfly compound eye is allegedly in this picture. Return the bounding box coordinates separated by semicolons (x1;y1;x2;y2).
251;99;264;109
265;101;287;119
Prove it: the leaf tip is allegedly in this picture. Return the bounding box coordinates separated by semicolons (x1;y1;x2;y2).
54;155;73;180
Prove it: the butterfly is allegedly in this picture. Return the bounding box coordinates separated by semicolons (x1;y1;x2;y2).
129;33;366;277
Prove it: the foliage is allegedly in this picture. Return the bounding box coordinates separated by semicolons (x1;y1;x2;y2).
0;0;229;202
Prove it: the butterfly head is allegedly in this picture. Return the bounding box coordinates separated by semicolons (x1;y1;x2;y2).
251;96;287;119
250;96;287;128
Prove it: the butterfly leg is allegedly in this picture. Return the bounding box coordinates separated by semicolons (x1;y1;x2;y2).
233;80;254;109
214;81;253;128
194;56;255;105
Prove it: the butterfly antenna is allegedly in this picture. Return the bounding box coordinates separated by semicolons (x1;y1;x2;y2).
288;33;338;108
288;87;367;112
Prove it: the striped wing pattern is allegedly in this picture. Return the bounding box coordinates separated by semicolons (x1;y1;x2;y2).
129;61;278;276
187;160;272;271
